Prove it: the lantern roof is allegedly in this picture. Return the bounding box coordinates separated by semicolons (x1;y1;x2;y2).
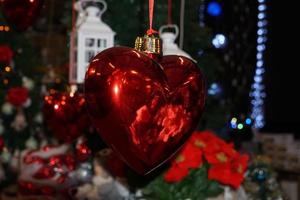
161;32;191;59
78;6;115;35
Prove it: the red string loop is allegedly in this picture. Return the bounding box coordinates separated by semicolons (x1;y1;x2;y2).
147;0;157;35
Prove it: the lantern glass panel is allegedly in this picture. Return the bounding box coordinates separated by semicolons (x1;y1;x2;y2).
86;38;95;47
85;50;95;62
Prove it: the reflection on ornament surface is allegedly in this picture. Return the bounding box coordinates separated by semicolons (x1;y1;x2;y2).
85;47;205;174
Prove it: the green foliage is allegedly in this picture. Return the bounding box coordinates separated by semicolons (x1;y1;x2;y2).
0;9;43;158
143;164;223;200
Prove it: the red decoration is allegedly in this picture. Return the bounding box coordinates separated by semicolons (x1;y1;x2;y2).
0;0;43;31
164;163;189;183
43;92;90;143
33;166;55;179
163;130;249;188
0;45;13;64
208;154;249;189
6;87;29;107
19;144;77;195
85;47;206;174
76;142;91;162
164;142;203;183
0;136;5;151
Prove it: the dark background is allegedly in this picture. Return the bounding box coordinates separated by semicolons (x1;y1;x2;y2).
264;1;300;135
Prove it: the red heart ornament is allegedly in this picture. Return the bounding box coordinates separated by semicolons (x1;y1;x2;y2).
84;47;206;174
43;92;90;143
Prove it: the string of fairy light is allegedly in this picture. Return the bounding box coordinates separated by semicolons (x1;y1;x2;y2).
250;0;268;129
0;25;10;32
204;0;268;130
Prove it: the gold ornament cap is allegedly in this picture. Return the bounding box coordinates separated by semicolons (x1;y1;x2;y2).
135;33;162;55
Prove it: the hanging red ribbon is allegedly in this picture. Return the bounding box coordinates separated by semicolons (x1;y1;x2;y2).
147;0;158;35
69;0;77;84
168;0;172;24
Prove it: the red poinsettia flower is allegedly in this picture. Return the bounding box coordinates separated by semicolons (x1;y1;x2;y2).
164;162;189;183
0;45;13;64
208;153;249;189
231;154;249;174
208;163;233;184
204;144;237;165
178;142;203;169
190;130;227;151
164;130;249;188
164;137;203;183
6;87;29;107
190;130;238;165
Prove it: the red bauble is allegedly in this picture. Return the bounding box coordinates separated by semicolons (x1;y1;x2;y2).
0;45;13;64
76;142;91;162
6;87;29;107
1;0;43;31
43;92;90;143
84;47;206;174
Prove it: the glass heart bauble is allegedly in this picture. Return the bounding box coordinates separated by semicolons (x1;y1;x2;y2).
84;47;205;174
43;92;90;143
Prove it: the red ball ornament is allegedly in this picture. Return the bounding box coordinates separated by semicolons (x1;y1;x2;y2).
76;142;91;162
43;92;90;143
0;45;13;64
1;0;43;31
84;46;206;174
6;87;29;107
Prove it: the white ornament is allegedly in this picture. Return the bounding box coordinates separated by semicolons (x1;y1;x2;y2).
11;109;27;132
22;77;35;90
34;112;43;123
159;24;192;59
75;175;130;200
206;186;248;200
1;150;12;163
1;102;14;115
32;144;69;159
70;0;115;84
23;98;32;108
25;136;38;149
10;150;21;172
40;139;48;147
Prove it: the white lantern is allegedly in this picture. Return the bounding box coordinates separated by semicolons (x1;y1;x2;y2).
159;24;192;59
70;0;115;84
